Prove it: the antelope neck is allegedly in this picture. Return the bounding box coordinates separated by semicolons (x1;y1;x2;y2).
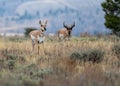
40;27;44;33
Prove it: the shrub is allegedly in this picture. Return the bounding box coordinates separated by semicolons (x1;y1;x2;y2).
6;60;16;70
6;37;27;42
112;44;120;60
70;49;104;63
6;54;26;61
70;52;86;61
6;54;18;60
22;78;39;86
32;68;52;79
88;49;104;63
21;64;52;80
0;59;6;70
102;35;120;42
110;36;120;42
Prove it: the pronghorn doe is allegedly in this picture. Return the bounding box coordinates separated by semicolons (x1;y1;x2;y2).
29;20;47;54
58;22;75;41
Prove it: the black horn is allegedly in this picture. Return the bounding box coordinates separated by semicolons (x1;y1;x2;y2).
63;22;68;28
71;22;75;28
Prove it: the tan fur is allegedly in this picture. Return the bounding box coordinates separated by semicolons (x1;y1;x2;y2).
58;28;69;38
29;20;47;54
29;30;43;38
58;22;75;41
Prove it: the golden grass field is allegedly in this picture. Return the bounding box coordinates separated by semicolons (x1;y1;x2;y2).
0;36;120;86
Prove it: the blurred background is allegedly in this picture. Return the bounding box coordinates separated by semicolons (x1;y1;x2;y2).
0;0;109;36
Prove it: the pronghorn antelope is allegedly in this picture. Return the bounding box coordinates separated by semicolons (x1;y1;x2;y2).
58;22;75;41
29;20;47;54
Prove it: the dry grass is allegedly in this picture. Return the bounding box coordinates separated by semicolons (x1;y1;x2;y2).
0;36;120;86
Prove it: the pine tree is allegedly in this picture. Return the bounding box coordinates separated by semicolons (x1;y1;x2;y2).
101;0;120;36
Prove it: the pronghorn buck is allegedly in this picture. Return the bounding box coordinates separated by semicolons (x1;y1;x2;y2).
58;22;75;41
29;20;47;54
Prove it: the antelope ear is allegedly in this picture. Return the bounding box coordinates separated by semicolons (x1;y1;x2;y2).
45;20;48;24
39;20;42;25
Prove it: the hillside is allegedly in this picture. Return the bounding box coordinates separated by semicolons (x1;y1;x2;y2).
0;0;108;36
